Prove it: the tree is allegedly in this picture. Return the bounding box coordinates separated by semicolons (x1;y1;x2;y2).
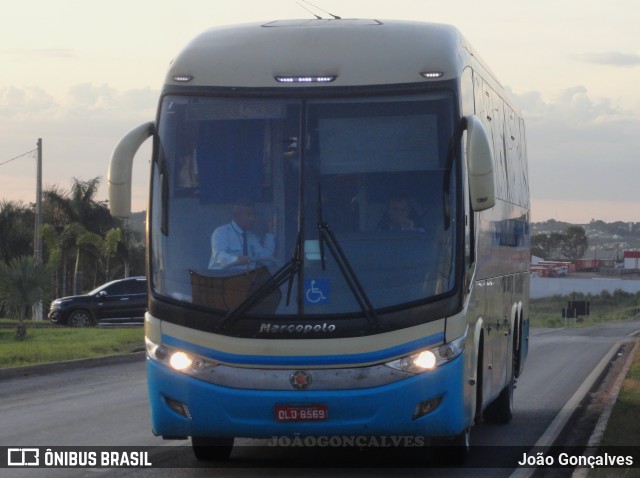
74;228;102;293
44;178;111;235
531;232;564;259
41;223;65;298
561;226;589;260
0;177;146;318
531;227;589;261
43;177;120;293
0;256;50;339
0;200;34;264
101;227;122;281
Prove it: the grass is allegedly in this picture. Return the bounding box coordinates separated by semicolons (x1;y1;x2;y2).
0;321;144;369
531;291;640;476
528;289;640;476
530;290;640;328
589;342;640;477
600;345;640;446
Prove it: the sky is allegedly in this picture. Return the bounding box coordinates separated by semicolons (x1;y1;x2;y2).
1;0;639;224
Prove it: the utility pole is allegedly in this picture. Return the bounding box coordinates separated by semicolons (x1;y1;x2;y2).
33;138;43;320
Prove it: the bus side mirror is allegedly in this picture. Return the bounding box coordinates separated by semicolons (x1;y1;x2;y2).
108;122;154;218
465;115;495;212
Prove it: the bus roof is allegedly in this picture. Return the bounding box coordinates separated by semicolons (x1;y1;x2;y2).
165;19;498;89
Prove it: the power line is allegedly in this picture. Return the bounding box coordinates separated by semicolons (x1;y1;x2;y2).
0;148;37;167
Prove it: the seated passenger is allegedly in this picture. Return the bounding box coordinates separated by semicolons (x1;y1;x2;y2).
377;197;425;232
208;201;275;269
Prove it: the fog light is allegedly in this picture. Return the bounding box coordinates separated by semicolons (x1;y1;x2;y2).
165;397;192;419
413;397;442;419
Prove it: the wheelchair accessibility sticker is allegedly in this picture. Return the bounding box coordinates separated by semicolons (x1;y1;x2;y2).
304;279;330;305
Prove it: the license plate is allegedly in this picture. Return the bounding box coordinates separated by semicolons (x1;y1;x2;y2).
275;404;328;422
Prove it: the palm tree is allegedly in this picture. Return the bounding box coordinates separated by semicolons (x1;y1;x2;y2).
101;227;123;282
41;224;65;298
0;256;50;339
44;178;108;232
40;177;145;294
0;200;34;264
43;177;118;293
74;228;102;292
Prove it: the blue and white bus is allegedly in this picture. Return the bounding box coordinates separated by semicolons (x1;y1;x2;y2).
109;18;530;461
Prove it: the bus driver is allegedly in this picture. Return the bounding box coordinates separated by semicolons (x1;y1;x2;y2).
208;201;276;270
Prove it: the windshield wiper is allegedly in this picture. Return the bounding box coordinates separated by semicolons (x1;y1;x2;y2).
317;187;379;330
221;233;303;328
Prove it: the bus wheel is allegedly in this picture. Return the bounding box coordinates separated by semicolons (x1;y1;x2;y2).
483;374;514;424
191;436;234;461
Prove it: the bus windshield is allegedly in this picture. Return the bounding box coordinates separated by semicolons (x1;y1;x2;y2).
150;92;457;317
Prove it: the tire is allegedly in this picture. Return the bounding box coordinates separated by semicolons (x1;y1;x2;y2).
513;317;522;378
433;427;471;465
67;309;94;327
192;436;234;461
474;335;484;423
483;323;517;424
483;373;514;424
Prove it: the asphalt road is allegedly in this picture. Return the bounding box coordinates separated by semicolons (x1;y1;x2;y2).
2;320;640;477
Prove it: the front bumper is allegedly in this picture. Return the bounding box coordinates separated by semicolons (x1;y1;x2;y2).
147;354;468;439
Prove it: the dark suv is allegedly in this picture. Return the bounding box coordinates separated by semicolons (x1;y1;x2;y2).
49;277;147;327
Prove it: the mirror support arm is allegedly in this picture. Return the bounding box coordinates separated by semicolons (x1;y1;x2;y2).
108;121;154;218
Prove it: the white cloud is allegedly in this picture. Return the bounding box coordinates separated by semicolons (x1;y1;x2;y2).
515;85;634;126
0;86;57;117
574;51;640;67
0;83;157;210
3;48;78;59
67;83;119;109
0;83;157;123
511;86;640;207
65;83;158;118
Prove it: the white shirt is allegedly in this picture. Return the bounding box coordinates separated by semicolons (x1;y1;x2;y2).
208;221;275;269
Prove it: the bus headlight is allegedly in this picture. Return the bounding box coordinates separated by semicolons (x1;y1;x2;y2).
169;351;192;371
386;335;466;374
146;337;218;376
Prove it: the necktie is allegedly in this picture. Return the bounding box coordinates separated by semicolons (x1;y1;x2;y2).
242;230;248;257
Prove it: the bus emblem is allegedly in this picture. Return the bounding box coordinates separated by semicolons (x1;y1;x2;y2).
290;370;312;390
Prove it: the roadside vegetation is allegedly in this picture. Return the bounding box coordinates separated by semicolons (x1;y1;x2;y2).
589;342;640;477
600;344;640;446
531;290;640;476
530;290;640;328
0;177;145;340
0;320;144;368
